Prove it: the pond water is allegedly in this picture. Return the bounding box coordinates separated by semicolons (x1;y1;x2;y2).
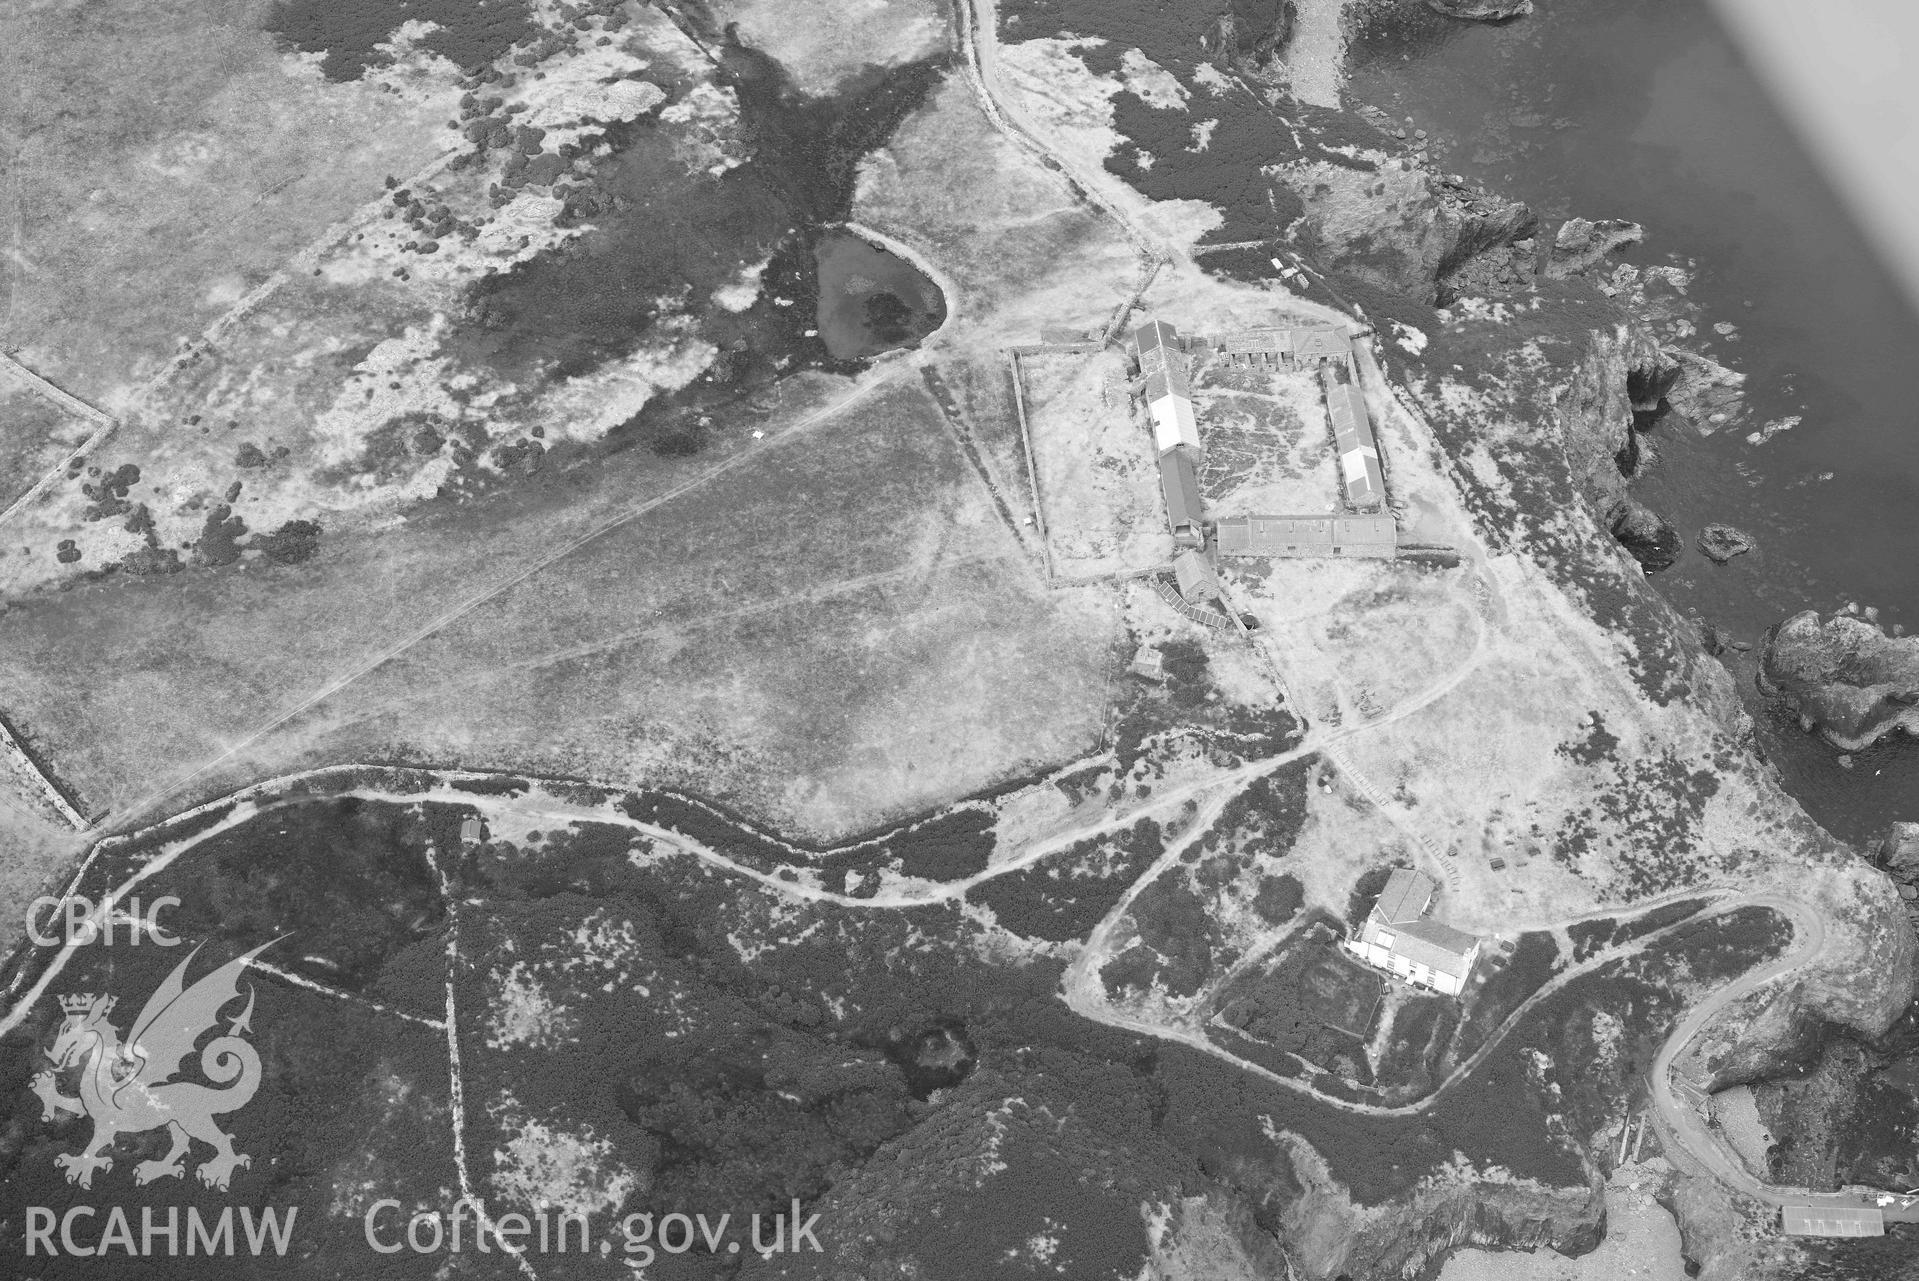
1347;0;1919;843
814;229;947;360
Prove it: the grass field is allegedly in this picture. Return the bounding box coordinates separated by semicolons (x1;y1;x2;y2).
711;0;951;96
0;372;1115;839
1197;364;1340;516
1021;350;1169;579
0;47;1143;853
0;385;91;511
0;6;752;596
0;0;454;404
852;74;1135;327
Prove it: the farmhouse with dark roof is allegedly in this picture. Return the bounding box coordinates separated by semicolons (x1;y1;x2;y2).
1344;869;1480;996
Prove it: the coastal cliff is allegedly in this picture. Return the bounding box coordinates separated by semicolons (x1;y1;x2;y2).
1280;1141;1602;1279
1275;159;1539;305
1553;319;1686;569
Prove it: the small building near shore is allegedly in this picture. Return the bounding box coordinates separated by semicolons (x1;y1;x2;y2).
1781;1206;1884;1237
1344;869;1480;997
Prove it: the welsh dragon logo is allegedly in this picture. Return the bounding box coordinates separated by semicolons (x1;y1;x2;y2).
33;939;278;1191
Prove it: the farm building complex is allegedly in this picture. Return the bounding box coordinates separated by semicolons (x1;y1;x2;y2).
995;314;1413;607
1344;869;1480;996
1126;314;1398;603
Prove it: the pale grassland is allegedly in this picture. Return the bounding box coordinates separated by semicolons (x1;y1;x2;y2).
0;375;1115;840
0;5;727;596
0;0;452;403
0;385;89;508
711;0;951;96
1022;350;1170;580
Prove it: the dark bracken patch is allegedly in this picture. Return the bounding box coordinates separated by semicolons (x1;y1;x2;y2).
459;40;952;452
251;518;322;565
967;818;1163;941
887;809;995;882
264;0;538;81
193;503;248;567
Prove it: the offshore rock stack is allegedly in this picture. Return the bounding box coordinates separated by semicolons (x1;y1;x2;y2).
1425;0;1535;19
1759;610;1919;749
1875;824;1919;939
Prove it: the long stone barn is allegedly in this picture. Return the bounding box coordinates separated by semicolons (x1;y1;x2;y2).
1213;325;1356;373
1216;514;1398;559
1133;318;1206;550
1326;380;1385;511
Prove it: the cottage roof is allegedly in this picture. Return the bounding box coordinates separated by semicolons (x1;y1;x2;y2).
1217;328;1290;354
1159;449;1203;531
1388;918;1479;974
1326;384;1370;441
1143;360;1192;402
1374;868;1434;925
1291;326;1353;358
1133;318;1180;354
1173;549;1221;602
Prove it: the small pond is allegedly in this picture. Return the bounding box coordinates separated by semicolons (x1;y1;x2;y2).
814;229;946;360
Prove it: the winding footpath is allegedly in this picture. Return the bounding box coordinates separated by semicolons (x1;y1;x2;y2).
2;765;1856;1177
1646;898;1895;1212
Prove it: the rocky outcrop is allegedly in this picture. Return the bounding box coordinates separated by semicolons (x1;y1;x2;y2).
1277;159;1537;304
1759;610;1919;749
1665;349;1746;434
1610;499;1681;571
1425;0;1535;19
1876;822;1919;880
1681;982;1825;1092
1204;1;1300;69
1555;322;1647;487
1278;1137;1602;1279
1872;822;1919;939
1669;1171;1804;1281
1434;195;1539;305
1545;217;1644;279
1697;524;1754;564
